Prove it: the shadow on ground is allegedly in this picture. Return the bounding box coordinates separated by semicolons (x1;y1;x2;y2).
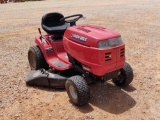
26;80;136;114
78;81;136;114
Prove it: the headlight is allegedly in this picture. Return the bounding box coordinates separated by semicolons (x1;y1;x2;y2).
98;37;123;48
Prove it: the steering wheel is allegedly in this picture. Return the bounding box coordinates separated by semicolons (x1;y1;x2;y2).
60;14;83;26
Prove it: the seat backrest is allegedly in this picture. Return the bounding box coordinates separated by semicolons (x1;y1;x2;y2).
41;12;69;35
42;12;65;27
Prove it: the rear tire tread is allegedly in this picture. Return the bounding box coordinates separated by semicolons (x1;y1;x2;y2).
28;45;48;70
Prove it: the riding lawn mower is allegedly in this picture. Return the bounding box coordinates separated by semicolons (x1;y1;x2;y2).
26;12;134;106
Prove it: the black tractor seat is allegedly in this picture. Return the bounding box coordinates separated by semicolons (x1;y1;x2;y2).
41;12;70;35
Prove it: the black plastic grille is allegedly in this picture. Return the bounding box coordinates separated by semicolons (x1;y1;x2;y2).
105;52;111;61
120;48;125;57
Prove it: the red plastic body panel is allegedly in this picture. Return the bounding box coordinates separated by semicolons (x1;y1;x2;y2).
63;37;125;76
35;35;72;70
63;24;125;76
64;25;121;47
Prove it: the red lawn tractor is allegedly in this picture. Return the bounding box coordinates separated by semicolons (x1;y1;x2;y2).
26;12;133;106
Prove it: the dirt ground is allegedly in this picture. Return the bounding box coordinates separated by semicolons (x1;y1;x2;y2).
0;0;160;119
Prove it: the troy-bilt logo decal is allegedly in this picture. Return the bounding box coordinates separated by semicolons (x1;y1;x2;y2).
71;34;87;42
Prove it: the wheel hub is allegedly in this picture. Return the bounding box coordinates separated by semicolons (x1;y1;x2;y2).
69;85;77;100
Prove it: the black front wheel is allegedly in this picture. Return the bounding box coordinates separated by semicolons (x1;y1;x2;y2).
112;62;133;86
65;75;90;106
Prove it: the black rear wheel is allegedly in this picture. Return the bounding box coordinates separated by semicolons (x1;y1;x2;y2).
28;45;48;70
112;62;133;86
65;75;90;106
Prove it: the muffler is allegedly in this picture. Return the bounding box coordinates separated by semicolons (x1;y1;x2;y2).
25;69;67;88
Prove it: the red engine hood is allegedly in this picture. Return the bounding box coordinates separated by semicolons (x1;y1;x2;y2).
64;25;121;47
